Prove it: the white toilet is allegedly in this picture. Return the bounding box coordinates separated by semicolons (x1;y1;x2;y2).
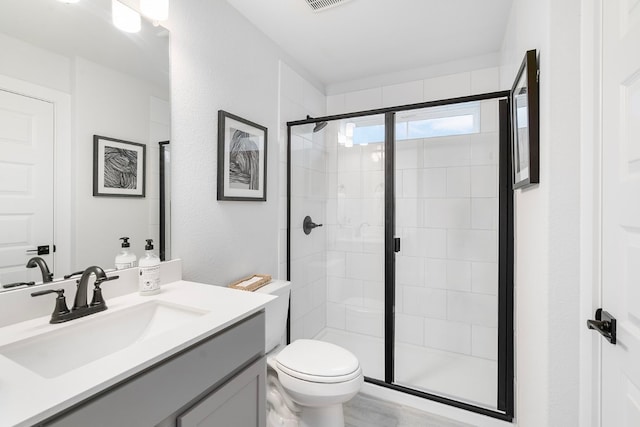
256;280;363;427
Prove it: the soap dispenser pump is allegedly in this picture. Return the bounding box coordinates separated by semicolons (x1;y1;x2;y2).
138;239;161;295
115;237;137;270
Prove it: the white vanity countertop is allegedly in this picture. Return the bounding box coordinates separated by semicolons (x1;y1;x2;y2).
0;280;274;427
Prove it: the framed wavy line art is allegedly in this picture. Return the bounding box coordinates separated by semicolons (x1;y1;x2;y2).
93;135;146;197
217;110;267;201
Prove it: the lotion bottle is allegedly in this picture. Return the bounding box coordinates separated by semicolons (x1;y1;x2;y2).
138;239;161;295
115;237;137;270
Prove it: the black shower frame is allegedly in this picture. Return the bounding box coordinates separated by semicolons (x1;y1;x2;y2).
286;91;514;421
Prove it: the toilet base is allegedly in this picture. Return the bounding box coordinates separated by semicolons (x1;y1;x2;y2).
299;404;344;427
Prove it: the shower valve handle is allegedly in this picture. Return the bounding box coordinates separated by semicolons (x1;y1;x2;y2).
303;216;323;235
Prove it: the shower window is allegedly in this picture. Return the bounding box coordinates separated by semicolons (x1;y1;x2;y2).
345;102;480;146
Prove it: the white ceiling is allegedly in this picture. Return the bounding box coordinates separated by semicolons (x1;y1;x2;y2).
0;0;169;88
226;0;513;87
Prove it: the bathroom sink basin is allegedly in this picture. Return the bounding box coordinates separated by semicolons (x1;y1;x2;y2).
0;300;207;378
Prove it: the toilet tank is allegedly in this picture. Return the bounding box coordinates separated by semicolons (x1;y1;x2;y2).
255;280;291;353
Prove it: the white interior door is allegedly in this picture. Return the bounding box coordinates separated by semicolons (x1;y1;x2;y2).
600;0;640;425
0;89;54;286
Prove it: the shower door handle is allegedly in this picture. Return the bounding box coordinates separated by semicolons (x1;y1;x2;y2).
394;237;401;252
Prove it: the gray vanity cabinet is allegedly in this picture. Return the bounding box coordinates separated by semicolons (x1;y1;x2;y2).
41;311;266;427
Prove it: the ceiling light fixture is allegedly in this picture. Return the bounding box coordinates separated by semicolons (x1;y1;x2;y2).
140;0;169;22
112;0;141;33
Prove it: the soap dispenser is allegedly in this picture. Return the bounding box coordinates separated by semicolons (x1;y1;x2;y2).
139;239;161;295
115;237;137;270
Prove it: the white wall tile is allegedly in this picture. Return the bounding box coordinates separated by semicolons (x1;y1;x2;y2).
447;229;497;262
423;228;448;258
424;198;471;229
382;80;424;107
447;291;498;327
327;251;346;277
480;100;498;133
423;72;471;102
345;307;384;337
421;168;447;198
328;276;363;305
395;169;404;197
471;68;500;94
424;319;471;354
362;170;385;198
310;278;326;309
401;227;429;257
327;302;346;329
470;132;499;166
361;144;384;171
396;255;425;286
402;169;419;198
396;313;425;345
327;94;346;115
337;172;362;198
291;284;312;320
472;262;499;295
424;258;447;289
446;167;471;197
472;325;498;360
346;252;384;282
470;165;498;197
446;260;471;291
472;198;497;230
424;137;471;168
337;145;361;171
396;198;422;227
345;87;383;112
396;139;423;169
304;304;326;338
303;82;326;118
362;280;384;309
402;286;447;319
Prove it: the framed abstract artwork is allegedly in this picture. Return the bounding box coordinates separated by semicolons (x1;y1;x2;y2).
217;110;267;201
510;49;540;189
93;135;146;197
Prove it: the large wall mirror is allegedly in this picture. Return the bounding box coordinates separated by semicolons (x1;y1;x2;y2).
0;0;170;290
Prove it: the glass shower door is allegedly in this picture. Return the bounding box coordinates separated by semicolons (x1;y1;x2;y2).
393;100;501;410
289;114;387;382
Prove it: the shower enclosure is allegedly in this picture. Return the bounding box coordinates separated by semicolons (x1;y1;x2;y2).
287;92;513;420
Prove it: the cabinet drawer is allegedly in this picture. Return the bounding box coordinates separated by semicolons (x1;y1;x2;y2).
43;311;264;427
177;358;265;427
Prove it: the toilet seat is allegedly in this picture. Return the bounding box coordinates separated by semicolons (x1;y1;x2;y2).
275;339;361;384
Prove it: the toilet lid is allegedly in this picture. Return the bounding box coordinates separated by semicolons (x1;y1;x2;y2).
275;339;361;383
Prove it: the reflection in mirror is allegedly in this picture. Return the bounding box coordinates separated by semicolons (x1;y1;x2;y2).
0;0;170;291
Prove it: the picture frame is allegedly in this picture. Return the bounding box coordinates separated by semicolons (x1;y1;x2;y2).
510;49;539;189
93;135;146;197
217;110;268;201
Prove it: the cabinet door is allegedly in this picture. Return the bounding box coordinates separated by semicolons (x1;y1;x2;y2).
178;358;265;427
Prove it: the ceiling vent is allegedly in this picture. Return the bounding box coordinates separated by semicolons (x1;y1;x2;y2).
305;0;352;12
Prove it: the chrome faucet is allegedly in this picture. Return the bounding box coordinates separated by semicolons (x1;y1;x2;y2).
31;266;119;324
26;257;53;283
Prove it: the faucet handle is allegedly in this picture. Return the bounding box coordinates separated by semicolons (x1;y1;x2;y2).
31;289;71;323
90;275;119;308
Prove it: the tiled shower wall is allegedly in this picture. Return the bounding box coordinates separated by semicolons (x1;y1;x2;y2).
325;68;501;362
394;103;499;361
278;62;327;341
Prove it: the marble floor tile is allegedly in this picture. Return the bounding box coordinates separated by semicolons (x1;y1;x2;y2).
344;393;475;427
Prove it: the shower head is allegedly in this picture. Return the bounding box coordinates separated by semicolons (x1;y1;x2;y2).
313;121;328;133
307;115;328;133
